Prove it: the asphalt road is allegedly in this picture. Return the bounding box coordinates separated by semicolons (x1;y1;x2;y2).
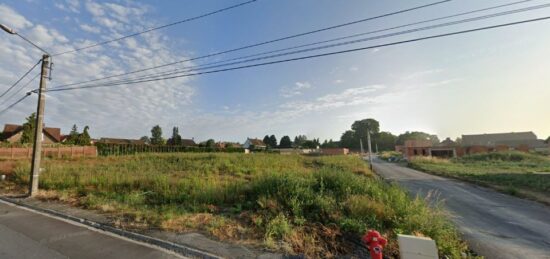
0;200;185;259
373;159;550;259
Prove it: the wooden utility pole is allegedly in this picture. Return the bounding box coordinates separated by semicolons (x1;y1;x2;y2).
29;54;49;197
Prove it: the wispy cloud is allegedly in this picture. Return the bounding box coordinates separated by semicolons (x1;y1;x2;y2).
280;81;312;98
54;0;80;13
0;1;195;139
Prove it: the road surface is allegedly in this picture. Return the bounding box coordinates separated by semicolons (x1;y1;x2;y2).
0;200;184;259
373;159;550;259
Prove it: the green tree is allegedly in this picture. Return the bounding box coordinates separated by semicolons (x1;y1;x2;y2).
376;131;397;151
20;113;37;144
545;136;550;144
455;137;463;145
65;124;79;144
269;135;277;148
205;139;216;148
263;135;271;148
168;127;182;145
150;125;164;145
339;130;356;149
76;126;91;145
279;136;292;148
396;131;439;145
293;135;307;147
321;139;339;148
302;140;318;149
351;118;380;144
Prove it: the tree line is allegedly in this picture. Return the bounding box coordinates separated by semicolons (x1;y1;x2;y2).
338;118;441;151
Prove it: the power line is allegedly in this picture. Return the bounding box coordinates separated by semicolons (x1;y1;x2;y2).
46;16;550;93
51;0;258;56
54;2;550;89
0;93;31;117
51;0;452;88
0;59;41;99
0;73;40;106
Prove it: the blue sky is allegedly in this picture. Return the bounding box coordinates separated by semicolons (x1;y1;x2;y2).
1;0;549;142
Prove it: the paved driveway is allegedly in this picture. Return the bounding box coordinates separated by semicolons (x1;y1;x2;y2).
373;159;550;259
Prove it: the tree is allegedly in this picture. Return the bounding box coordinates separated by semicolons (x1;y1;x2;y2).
20;113;37;144
339;130;356;149
205;139;216;148
544;136;550;144
455;137;463;145
302;140;318;149
65;124;79;144
396;131;439;145
352;118;380;141
269;135;277;148
140;136;151;144
263;135;271;148
76;126;91;145
321;139;339;148
279;136;292;148
150;125;164;145
167;126;182;145
376;131;397;151
293;135;307;147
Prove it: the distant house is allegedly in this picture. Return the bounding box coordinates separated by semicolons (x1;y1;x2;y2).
181;139;196;147
462;132;547;152
97;138;146;145
1;124;62;144
243;138;266;150
321;148;349;155
396;131;549;159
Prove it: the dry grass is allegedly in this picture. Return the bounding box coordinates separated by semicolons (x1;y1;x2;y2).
4;153;469;258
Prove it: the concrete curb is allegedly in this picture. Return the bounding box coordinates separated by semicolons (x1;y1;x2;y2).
0;196;223;259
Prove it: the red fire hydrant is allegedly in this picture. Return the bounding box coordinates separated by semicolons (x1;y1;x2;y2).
362;230;387;259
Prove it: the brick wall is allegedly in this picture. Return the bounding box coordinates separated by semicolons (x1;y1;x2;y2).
0;146;97;159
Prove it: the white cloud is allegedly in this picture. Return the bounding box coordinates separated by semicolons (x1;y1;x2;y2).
0;2;196;140
0;4;33;30
333;79;344;84
280;81;312;98
279;85;385;118
85;1;104;16
79;23;101;34
54;0;80;13
349;66;359;72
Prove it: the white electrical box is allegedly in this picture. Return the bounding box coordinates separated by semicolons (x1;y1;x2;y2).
397;234;439;259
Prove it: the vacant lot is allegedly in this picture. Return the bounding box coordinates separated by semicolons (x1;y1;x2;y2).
3;153;468;258
409;152;550;202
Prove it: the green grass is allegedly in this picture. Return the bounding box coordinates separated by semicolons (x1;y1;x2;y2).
10;153;469;258
378;151;403;162
409;152;550;196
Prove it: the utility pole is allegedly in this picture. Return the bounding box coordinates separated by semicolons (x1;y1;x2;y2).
360;138;364;157
367;130;373;170
29;54;49;197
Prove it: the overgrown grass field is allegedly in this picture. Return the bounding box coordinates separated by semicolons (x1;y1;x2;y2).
8;153;468;257
409;152;550;198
